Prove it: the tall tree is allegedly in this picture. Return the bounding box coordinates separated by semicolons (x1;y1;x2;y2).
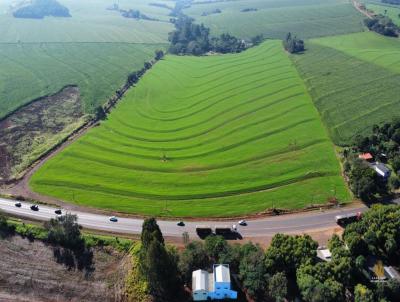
141;217;164;250
265;234;318;278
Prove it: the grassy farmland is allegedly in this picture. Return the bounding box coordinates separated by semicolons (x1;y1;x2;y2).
184;0;365;39
292;32;400;145
0;43;166;120
0;0;173;119
30;41;350;217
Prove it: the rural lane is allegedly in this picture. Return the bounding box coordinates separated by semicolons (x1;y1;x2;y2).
0;197;367;238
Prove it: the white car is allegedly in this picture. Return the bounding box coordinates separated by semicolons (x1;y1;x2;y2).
238;220;247;226
109;216;118;222
232;224;237;231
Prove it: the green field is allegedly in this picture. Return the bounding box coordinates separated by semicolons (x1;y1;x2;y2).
30;41;350;217
0;0;173;43
366;3;400;26
0;43;166;120
0;0;174;119
184;0;365;39
292;32;400;145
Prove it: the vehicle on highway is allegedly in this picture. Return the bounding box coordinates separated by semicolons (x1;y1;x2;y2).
109;216;118;222
196;225;213;237
238;220;247;226
30;205;39;211
177;221;185;226
54;209;62;215
15;202;22;208
215;225;233;235
232;224;237;231
335;212;362;225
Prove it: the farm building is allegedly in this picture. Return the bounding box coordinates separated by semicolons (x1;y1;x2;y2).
359;153;373;161
371;162;391;178
192;264;237;301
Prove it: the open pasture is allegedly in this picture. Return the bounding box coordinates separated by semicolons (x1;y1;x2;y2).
184;0;365;39
30;41;349;217
292;32;400;145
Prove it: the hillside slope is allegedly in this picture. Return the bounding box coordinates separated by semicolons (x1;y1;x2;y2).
30;41;349;217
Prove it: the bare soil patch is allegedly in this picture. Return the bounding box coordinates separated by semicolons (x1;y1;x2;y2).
0;235;127;302
0;86;85;182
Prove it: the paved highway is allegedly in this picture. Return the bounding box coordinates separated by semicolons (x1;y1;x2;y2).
0;197;367;238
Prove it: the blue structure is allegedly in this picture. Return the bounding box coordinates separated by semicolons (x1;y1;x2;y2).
192;264;237;301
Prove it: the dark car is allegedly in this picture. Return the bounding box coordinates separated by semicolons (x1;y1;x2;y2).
30;205;39;211
15;202;22;208
55;209;62;215
177;221;185;227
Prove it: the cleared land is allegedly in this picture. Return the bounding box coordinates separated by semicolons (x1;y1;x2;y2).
30;41;349;217
0;235;126;302
0;86;85;181
184;0;365;39
292;32;400;145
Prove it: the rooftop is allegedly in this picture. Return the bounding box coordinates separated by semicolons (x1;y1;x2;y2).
192;270;209;291
214;264;231;283
359;153;373;160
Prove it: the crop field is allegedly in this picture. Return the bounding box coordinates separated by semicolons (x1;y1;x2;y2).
313;32;400;73
184;0;365;39
30;41;350;217
292;32;400;145
0;42;166;120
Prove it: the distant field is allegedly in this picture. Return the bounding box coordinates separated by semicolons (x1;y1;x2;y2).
184;0;365;39
0;42;166;119
366;3;400;26
0;0;173;43
30;41;349;217
313;32;400;73
292;32;400;145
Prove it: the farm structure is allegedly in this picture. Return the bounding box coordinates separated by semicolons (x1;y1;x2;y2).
192;264;237;301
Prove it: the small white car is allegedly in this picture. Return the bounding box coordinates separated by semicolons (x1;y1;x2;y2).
232;224;237;231
238;220;247;226
109;216;118;222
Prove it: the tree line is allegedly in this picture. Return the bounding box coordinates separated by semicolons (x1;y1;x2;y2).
128;207;400;302
13;0;71;19
168;16;246;55
364;16;399;37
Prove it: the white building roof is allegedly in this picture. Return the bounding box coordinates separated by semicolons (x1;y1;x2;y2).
192;270;209;291
385;266;400;281
215;264;231;283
